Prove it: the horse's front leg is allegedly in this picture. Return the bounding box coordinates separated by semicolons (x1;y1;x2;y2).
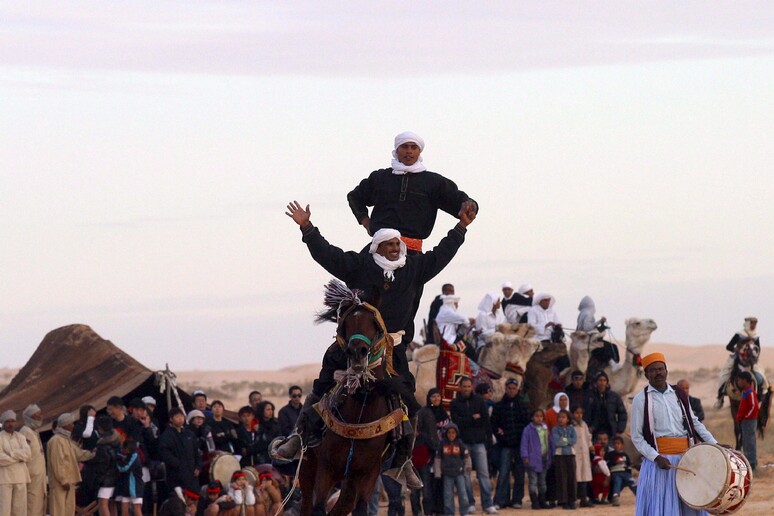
328;468;381;516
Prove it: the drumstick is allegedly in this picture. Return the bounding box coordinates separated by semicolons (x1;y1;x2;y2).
668;464;696;475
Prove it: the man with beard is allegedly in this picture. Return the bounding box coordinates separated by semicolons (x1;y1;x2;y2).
631;353;718;515
19;405;46;516
0;410;32;516
275;199;476;489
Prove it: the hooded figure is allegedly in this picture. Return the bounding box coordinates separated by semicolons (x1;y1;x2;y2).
436;295;468;345
475;292;504;349
528;293;560;342
19;404;47;516
577;296;599;332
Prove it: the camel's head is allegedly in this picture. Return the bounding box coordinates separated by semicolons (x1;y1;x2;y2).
625;318;658;351
478;332;509;370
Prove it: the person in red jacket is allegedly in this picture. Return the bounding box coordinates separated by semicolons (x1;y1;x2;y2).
735;371;759;470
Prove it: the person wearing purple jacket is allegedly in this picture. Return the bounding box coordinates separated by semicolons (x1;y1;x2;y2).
520;409;556;510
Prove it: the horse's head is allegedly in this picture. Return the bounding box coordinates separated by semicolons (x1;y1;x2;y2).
736;337;760;367
339;303;386;375
317;280;390;383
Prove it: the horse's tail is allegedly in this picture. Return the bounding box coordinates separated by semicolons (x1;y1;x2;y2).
758;388;772;439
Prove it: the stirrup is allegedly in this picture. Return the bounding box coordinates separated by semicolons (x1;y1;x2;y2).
384;459;423;489
270;434;303;463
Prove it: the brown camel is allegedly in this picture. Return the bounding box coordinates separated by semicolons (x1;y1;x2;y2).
523;339;568;411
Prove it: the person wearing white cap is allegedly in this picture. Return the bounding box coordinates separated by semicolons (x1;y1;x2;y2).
347;131;478;252
47;413;95;516
280;199;478;488
19;404;46;516
527;293;561;342
475;292;505;350
0;410;32;516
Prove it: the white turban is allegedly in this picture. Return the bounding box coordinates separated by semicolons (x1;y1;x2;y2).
394;131;425;152
23;404;41;418
391;131;427;174
142;396;157;406
369;228;403;255
518;284;533;295
502;281;513;290
57;412;76;427
0;410;16;424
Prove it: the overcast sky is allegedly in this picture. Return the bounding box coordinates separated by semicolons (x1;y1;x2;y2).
1;1;772;371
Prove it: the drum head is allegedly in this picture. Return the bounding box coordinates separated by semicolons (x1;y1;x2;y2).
676;444;729;508
243;466;260;487
211;453;241;487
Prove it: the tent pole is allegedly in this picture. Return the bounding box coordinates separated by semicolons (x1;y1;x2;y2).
165;363;172;411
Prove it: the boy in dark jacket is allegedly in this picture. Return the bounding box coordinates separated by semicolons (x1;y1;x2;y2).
605;436;636;506
90;416;121;515
434;423;472;516
159;407;201;495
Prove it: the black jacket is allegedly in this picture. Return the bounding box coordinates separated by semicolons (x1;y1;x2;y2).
450;393;491;445
159;426;200;492
491;392;531;448
583;387;627;436
206;417;236;453
235;426;262;467
347;168;476;240
301;223;466;346
255;418;281;464
278;402;302;437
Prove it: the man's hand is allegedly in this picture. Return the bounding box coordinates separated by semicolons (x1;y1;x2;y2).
458;202;477;227
654;455;671;470
285;200;312;229
360;216;371;235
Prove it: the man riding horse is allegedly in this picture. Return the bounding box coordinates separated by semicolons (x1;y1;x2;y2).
276;199;477;489
716;317;767;407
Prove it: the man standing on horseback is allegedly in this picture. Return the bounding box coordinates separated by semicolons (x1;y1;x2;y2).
275;199;477;488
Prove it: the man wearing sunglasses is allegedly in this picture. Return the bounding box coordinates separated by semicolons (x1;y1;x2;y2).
278;386;304;438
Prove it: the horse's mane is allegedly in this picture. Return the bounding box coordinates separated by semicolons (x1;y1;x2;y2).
315;279;365;324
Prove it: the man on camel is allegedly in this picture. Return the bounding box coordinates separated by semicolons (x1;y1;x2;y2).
274;199;477;489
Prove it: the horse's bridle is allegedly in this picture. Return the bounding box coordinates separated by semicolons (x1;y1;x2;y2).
335;302;396;375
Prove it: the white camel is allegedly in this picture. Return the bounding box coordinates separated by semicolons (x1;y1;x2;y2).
568;330;605;379
605;318;658;397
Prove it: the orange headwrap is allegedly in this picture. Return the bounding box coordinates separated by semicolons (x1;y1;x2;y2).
641;352;666;371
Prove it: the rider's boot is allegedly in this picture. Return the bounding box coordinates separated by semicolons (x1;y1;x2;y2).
271;392;322;462
383;415;423;490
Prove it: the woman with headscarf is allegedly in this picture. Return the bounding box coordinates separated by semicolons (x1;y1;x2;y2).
475;292;504;351
527;293;561;342
545;393;570;431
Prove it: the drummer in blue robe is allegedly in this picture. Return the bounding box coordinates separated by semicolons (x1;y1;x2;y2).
630;353;719;515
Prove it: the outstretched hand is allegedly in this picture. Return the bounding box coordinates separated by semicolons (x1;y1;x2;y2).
458;202;477;227
285;200;312;228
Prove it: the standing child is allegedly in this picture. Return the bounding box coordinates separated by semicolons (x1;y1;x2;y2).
590;442;610;504
552;409;578;510
605;436;636;506
520;409;555;510
434;423;472;516
571;406;594;508
116;439;144;516
228;470;257;516
736;371;760;471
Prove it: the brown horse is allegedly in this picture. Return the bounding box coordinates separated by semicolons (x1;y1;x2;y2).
300;282;404;516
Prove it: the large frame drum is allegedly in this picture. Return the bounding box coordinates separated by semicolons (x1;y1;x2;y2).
676;443;752;515
202;451;241;488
